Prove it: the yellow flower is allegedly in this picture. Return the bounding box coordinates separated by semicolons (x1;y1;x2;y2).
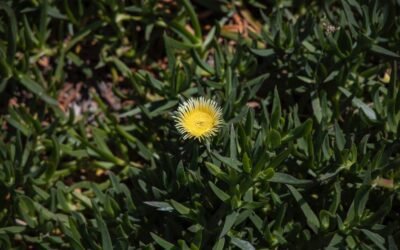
380;72;391;84
174;97;223;141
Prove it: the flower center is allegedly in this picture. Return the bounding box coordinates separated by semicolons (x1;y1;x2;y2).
183;111;214;136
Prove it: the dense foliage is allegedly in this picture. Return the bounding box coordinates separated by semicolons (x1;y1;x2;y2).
1;0;400;249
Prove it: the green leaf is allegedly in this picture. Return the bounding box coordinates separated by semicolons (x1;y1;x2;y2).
149;100;179;117
245;109;254;136
170;200;191;215
60;218;85;250
96;214;113;250
249;48;274;57
170;20;199;45
281;119;313;143
191;50;214;74
45;135;60;180
244;73;270;88
212;238;225;250
0;57;12;80
144;201;174;212
150;233;175;250
339;87;378;121
319;210;332;230
269;173;312;185
65;21;102;51
39;0;49;46
212;152;242;172
353;98;377;121
362;195;392;226
230;237;256;250
311;91;322;123
230;124;237;160
180;0;202;38
204;162;230;183
337;29;353;55
258;168;275;180
242;152;252;174
341;0;358;34
164;34;198;50
388;236;398;250
371;45;400;58
326;233;344;249
18;74;59;106
56;187;72;212
346;185;370;222
360;229;385;250
268;129;281;149
334;121;345;151
17;196;38;228
219;212;238;238
286;185;320;229
0;2;17;65
6;109;31;136
209;182;230;202
54;48;66;84
271;87;281;129
329;182;341;214
0;226;26;234
268;148;291;169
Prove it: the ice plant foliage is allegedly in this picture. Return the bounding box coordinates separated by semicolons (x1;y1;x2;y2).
174;97;223;141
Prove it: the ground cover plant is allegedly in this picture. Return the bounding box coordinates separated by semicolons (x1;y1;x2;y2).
0;0;400;249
